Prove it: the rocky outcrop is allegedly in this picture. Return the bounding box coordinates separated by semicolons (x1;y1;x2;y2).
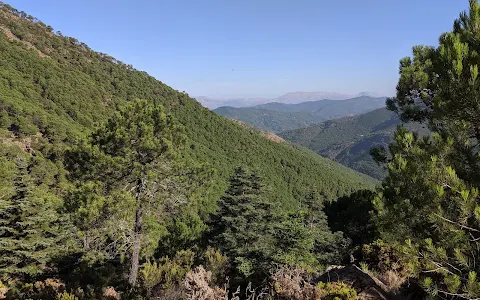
314;265;391;300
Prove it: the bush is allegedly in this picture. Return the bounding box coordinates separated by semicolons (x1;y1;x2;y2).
317;282;357;300
0;282;7;299
271;268;321;300
56;291;78;300
202;247;229;285
353;240;405;275
183;266;226;300
140;249;195;295
5;278;73;300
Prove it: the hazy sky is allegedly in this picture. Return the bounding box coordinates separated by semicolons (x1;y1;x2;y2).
6;0;468;98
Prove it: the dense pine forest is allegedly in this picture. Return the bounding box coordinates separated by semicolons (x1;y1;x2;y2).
1;0;480;299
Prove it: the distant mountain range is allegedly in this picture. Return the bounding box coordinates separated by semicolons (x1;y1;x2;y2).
196;91;387;109
194;96;269;109
279;108;428;179
213;96;387;133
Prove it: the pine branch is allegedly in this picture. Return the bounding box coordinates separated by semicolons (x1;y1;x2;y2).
433;213;480;233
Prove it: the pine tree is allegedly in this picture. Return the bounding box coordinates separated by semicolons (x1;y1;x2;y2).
66;99;198;286
301;189;345;267
374;1;480;298
212;166;274;282
374;129;480;298
325;189;378;247
271;210;316;269
0;157;64;283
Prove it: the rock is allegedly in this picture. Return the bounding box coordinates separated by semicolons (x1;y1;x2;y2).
314;265;390;300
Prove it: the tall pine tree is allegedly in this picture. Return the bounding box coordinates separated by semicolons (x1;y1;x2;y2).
0;156;65;283
374;1;480;298
66;99;210;286
211;166;274;283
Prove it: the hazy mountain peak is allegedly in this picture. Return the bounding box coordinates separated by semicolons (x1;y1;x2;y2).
194;96;269;109
273;91;353;104
355;92;386;98
197;91;385;109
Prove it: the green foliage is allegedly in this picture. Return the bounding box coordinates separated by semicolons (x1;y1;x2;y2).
66;99;207;285
373;1;480;298
211;166;275;282
56;291;78;300
65;182;135;261
271;211;316;269
317;281;357;300
353;240;406;275
0;149;68;283
280;108;428;179
139;249;195;293
214;96;386;133
300;189;345;268
0;109;10;129
0;2;375;296
211;168;345;287
374;129;467;244
201;247;229;285
325;189;379;247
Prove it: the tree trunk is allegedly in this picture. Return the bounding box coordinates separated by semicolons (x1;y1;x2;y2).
83;233;90;250
128;205;143;286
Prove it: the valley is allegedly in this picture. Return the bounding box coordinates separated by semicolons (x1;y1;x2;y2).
213;96;387;133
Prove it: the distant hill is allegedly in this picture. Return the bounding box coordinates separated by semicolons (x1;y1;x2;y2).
194;96;269;109
213;96;387;133
272;91;353;104
279;108;427;179
213;106;320;133
197;91;386;109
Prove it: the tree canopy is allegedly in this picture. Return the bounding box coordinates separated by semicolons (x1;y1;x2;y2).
374;1;480;298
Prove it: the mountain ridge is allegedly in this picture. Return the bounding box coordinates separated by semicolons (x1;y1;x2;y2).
213;96;387;133
197;91;387;109
279;108;427;179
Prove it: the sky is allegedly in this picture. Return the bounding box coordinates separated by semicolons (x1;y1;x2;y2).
6;0;469;98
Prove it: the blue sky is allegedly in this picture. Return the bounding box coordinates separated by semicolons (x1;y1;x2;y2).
6;0;468;98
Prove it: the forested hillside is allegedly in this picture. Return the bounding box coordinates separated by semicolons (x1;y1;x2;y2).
2;0;480;299
213;96;386;133
0;2;376;299
280;108;427;179
213;106;319;133
0;4;373;203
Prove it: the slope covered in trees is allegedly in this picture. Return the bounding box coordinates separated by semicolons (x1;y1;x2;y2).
0;2;376;299
0;2;373;204
213;106;319;134
213;96;386;133
280;108;427;179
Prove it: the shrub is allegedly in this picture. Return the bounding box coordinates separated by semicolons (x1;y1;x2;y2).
140;249;195;295
202;247;229;285
0;282;7;299
271;268;321;300
102;286;121;300
56;291;78;300
317;282;357;300
183;266;226;300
